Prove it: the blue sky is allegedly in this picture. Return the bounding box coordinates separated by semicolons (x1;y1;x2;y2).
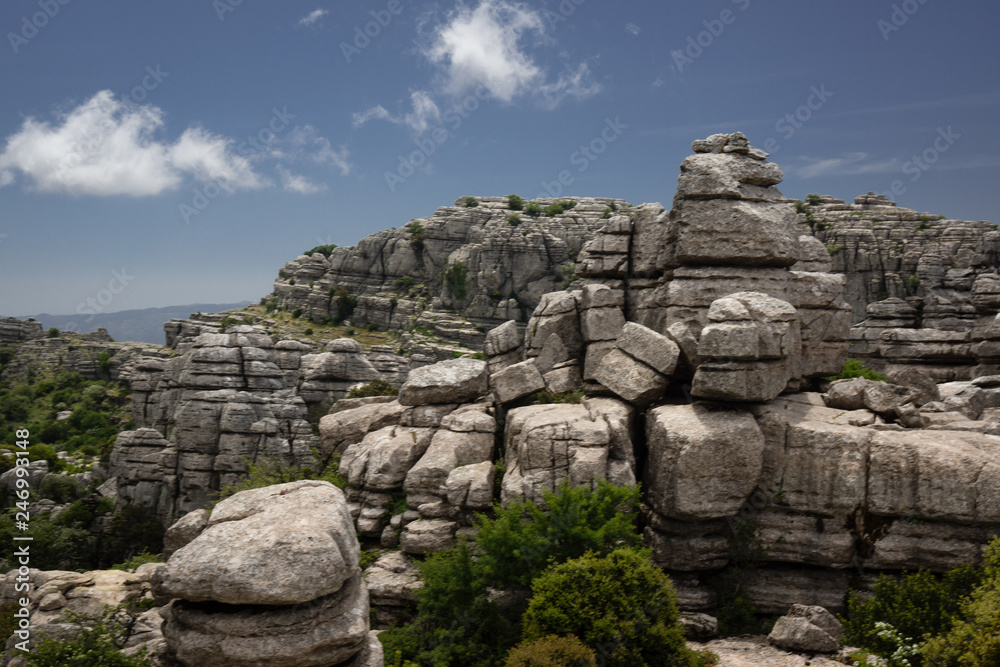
1;0;998;318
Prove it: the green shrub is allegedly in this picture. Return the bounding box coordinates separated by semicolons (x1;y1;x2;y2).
827;243;845;256
805;193;822;206
507;214;522;226
921;537;1000;664
332;289;357;322
505;634;596;667
24;602;154;666
842;565;983;662
46;327;60;338
303;328;314;335
346;378;398;398
444;261;468;301
528;390;584;405
520;549;698;667
525;202;542;218
394;275;416;290
40;475;84;504
826;358;888;382
463;196;480;207
475;480;642;589
214;454;346;502
408;221;426;252
710;518;767;635
542;200;577;217
507;194;525;211
291;308;303;319
110;549;163;572
305;243;337;257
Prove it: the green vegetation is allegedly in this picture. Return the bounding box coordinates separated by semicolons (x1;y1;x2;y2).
908;274;920;292
110;549;163;572
346;378;398;399
444;261;468;301
332;289;357;323
825;358;888;382
560;262;577;289
525;201;543;218
505;635;596;667
507;194;525;211
23;601;155;666
46;327;60;338
394;275;416;290
805;193;822;206
463;196;480;207
379;482;652;666
710;518;767;635
0;369;131;461
542;200;576;217
841;536;1000;666
408;221;426;252
214;453;346;501
521;549;701;667
827;243;845;256
0;500;163;571
304;243;338;257
528;390;584;405
507;214;522;226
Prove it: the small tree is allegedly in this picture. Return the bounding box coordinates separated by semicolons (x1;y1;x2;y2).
507;194;525;211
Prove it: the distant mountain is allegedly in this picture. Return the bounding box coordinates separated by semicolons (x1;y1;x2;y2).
17;302;254;345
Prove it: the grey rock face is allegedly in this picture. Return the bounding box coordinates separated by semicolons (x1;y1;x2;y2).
154;481;359;605
501;397;636;506
768;604;842;653
398;357;488;405
490;360;546;404
156;480;377;667
645;404;765;520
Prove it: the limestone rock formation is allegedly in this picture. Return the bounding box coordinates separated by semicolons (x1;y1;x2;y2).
268;196;630;347
768;604;843;653
155;480;380;667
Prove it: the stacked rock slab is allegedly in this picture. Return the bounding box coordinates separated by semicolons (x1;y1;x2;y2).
112;326;320;523
334;358;496;554
501;397;637;506
576;133;851;390
154;481;382;667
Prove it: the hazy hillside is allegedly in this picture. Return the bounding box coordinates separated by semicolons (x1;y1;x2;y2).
15;302;253;344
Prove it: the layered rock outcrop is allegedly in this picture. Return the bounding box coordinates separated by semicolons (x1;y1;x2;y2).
268;196;630;346
155;480;381;667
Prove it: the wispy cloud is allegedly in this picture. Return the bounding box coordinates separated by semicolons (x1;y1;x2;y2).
790;152;902;179
353;91;441;134
355;0;600;134
625;23;641;36
278;125;351;175
298;9;327;26
0;91;263;196
276;165;326;194
835;92;1000;119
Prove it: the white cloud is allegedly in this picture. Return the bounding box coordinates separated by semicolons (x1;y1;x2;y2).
625;23;641;35
0;91;264;196
284;125;352;175
424;0;545;103
793;152;901;179
298;9;327;26
277;165;326;194
536;64;601;110
353;91;441;135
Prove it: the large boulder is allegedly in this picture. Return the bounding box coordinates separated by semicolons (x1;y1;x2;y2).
398;358;488;405
645;403;765;519
154;481;359;605
768;604;842;653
